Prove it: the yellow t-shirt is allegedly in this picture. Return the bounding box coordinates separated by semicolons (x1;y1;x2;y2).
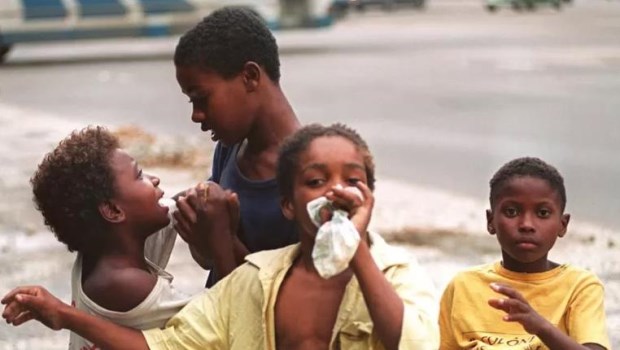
439;262;610;350
143;232;439;350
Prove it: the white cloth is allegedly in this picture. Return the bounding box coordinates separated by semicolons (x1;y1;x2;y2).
69;202;191;350
309;186;363;279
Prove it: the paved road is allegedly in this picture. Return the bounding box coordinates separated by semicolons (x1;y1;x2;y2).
1;0;619;230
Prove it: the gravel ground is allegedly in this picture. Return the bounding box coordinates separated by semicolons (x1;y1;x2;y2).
0;103;617;349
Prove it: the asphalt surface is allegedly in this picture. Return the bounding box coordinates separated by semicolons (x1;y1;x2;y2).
1;0;619;230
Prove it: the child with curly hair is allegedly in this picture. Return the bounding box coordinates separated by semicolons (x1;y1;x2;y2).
26;126;236;350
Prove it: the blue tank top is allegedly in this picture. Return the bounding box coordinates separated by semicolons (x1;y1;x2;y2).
205;142;298;287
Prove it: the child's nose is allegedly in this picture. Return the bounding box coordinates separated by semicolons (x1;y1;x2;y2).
191;107;206;123
518;212;535;232
146;174;160;187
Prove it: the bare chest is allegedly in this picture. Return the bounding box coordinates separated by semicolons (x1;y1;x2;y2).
274;268;352;350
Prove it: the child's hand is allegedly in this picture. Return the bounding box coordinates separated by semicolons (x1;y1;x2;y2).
2;286;68;330
178;182;235;256
325;182;374;237
173;185;198;245
488;283;549;335
225;189;241;238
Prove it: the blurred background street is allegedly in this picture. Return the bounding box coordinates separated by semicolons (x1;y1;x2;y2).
2;0;619;230
1;0;619;348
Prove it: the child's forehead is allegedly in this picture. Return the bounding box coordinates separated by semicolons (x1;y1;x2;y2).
301;136;362;159
176;65;223;86
294;136;366;176
109;149;137;170
494;176;561;202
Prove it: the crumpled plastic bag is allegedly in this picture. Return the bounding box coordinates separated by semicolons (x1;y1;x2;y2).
308;186;363;279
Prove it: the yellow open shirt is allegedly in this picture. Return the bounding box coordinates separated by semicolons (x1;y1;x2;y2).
143;232;439;349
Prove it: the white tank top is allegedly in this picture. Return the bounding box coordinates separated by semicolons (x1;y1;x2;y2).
68;223;191;350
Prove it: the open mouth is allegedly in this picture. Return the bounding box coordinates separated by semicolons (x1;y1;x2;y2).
158;193;173;212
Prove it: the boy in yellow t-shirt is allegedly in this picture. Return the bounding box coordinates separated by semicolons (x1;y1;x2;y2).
439;157;610;350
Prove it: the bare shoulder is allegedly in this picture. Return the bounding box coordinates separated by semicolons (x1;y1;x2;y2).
82;266;157;312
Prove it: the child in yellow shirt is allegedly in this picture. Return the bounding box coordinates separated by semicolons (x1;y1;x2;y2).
439;157;610;350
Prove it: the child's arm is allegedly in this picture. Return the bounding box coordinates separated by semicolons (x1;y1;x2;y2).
488;283;607;350
328;183;413;350
2;286;149;350
350;240;405;350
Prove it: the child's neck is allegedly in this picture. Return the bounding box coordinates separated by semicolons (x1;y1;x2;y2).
501;252;558;273
245;86;300;153
95;230;149;269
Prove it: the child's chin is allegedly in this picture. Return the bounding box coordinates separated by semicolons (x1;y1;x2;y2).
157;217;171;230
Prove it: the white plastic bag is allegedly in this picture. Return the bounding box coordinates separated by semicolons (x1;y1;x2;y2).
308;186;363;279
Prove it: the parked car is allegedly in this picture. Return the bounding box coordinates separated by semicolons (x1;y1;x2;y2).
0;0;335;63
485;0;563;12
331;0;425;15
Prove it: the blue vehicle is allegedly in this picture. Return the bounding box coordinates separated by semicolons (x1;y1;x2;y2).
331;0;425;16
485;0;566;12
0;0;335;62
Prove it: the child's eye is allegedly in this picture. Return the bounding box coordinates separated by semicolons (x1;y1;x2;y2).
137;169;143;179
306;179;325;187
503;207;518;217
189;95;209;106
347;178;361;186
538;208;551;218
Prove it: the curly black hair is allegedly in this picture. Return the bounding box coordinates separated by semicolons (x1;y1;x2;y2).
277;123;376;201
31;126;119;253
490;157;567;211
174;7;281;82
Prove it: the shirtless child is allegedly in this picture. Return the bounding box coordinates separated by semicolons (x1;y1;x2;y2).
3;124;438;350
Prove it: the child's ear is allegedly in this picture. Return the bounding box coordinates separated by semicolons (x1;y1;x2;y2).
558;213;571;238
280;197;295;221
242;62;261;93
98;201;125;224
486;209;496;235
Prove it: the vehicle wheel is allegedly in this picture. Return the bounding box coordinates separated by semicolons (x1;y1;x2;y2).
486;4;498;12
330;3;348;19
382;0;395;11
0;45;10;63
412;0;426;9
525;0;535;10
0;33;11;64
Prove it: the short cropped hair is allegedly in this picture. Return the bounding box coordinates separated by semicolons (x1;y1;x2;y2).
277;123;376;200
489;157;567;211
174;7;281;82
31;126;119;253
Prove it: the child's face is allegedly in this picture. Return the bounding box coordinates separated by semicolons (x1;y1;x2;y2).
176;65;255;146
109;149;170;234
281;136;368;238
487;176;570;270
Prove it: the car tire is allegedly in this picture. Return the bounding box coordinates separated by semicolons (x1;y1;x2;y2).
525;0;536;10
330;3;348;19
382;0;395;11
412;0;426;9
0;33;11;64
